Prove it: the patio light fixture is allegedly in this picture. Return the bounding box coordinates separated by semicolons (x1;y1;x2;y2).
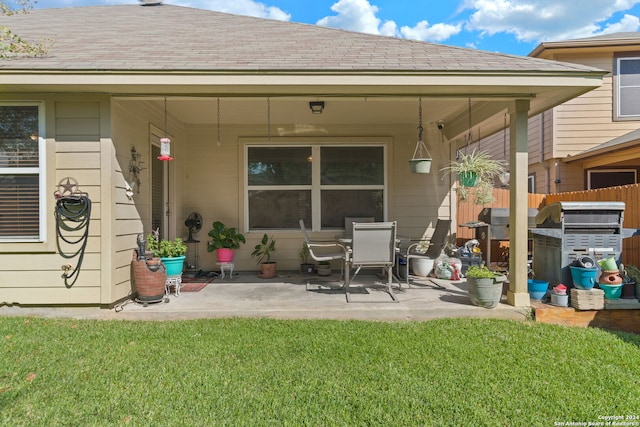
309;101;324;114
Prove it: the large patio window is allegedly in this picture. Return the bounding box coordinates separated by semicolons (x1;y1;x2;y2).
616;56;640;120
246;145;385;230
0;103;44;241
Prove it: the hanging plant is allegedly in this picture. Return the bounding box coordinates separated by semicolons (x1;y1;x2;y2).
408;98;433;174
441;149;505;187
443;149;505;205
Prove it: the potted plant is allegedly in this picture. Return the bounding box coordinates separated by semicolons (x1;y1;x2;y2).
207;221;246;263
251;233;277;279
441;149;506;205
621;264;640;299
147;230;188;277
465;265;505;308
316;261;332;276
299;243;315;275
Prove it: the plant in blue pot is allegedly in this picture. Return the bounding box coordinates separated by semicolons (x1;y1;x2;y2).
147;229;188;277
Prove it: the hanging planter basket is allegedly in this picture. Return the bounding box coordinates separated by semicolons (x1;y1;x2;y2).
459;171;479;187
409;139;432;174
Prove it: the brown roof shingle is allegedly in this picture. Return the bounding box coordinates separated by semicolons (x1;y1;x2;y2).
0;4;599;73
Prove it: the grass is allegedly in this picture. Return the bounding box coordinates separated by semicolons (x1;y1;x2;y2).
2;317;640;426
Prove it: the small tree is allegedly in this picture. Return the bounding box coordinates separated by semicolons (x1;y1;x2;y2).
1;0;51;58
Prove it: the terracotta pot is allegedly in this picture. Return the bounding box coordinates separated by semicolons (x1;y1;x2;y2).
259;262;277;279
131;254;166;302
599;270;622;285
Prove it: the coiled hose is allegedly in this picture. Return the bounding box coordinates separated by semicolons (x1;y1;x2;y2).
55;194;91;288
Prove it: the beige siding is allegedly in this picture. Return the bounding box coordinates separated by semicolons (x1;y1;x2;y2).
180;122;453;272
0;95;136;304
0;96;111;305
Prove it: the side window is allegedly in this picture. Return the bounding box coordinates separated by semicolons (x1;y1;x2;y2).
616;56;640;120
587;169;636;189
0;103;44;241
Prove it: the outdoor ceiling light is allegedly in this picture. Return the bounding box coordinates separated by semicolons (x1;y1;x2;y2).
309;101;325;114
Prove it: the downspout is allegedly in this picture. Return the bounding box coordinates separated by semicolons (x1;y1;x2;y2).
540;111;551;194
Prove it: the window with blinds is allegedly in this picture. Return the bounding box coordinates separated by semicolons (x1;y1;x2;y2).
0;104;41;240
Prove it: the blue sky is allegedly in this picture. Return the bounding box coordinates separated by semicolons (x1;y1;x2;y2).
28;0;640;56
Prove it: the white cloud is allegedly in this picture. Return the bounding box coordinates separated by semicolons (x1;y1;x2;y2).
316;0;461;42
601;13;640;34
316;0;382;34
400;21;462;42
465;0;640;42
174;0;291;21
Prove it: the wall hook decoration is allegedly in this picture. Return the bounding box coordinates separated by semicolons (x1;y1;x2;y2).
128;146;145;194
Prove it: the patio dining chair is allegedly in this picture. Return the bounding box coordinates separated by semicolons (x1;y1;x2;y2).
299;219;349;289
343;216;375;239
347;221;399;303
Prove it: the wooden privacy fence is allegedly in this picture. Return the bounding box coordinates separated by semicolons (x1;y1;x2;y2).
456;184;640;267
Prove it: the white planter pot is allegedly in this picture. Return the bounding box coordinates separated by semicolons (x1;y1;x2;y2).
411;258;434;277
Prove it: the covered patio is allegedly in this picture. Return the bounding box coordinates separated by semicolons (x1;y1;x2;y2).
0;4;606;307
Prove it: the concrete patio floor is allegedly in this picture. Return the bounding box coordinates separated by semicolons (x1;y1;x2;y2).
0;271;532;322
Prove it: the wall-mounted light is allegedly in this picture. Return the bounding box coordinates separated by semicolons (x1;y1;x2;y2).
309;101;325;114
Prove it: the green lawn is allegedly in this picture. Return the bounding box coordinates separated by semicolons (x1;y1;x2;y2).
2;317;639;426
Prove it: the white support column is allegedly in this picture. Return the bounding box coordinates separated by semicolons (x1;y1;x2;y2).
507;99;531;307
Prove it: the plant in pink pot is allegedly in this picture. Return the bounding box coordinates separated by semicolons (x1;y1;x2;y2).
207;221;246;263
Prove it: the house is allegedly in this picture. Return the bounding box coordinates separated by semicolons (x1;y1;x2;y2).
0;3;604;307
476;32;640;194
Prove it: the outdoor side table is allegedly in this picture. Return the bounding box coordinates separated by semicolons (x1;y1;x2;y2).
165;274;182;296
217;262;235;279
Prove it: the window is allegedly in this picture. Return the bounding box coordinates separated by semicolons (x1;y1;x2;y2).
246;144;385;230
587;169;636;189
0;103;45;241
616;56;640;120
528;174;535;193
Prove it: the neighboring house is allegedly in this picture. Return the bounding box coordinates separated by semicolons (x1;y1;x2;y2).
0;3;603;307
476;32;640;194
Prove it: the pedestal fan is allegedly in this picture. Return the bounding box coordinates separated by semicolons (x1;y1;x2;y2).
184;212;202;242
184;212;203;272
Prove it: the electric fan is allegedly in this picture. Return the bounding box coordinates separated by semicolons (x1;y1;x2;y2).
184;212;203;241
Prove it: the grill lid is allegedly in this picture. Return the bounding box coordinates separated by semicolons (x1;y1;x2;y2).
535;201;625;228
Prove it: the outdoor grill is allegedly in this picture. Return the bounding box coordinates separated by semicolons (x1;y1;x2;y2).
478;207;538;240
531;201;638;286
473;208;538;266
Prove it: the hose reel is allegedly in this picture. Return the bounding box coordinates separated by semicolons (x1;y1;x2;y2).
54;177;91;288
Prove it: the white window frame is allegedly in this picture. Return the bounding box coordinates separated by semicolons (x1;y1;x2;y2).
0;101;46;242
615;56;640;121
244;141;388;232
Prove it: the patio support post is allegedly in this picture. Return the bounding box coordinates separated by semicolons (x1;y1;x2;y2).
507;99;531;307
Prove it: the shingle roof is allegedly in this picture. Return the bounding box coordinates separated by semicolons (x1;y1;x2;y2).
530;32;640;57
0;4;598;73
